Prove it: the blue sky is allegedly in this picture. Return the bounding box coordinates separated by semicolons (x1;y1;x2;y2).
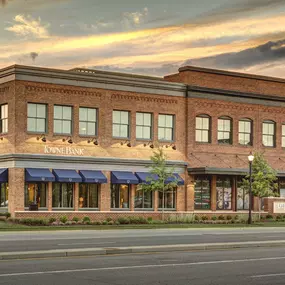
1;0;285;77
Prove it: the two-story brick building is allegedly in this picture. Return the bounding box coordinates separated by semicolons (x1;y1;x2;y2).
0;64;285;219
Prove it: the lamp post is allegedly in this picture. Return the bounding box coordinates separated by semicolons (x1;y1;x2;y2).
248;152;254;224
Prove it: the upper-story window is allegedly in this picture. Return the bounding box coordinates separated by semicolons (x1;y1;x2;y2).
136;112;152;140
27;103;47;133
54;105;72;135
262;120;275;147
238;118;252;146
0;104;8;134
112;110;130;138
195;115;210;143
79;107;97;136
282;124;285;148
218;116;232;144
158;114;174;141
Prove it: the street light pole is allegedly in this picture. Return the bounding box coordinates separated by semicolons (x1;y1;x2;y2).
248;152;254;225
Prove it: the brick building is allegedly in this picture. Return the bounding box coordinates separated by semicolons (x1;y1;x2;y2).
0;64;285;219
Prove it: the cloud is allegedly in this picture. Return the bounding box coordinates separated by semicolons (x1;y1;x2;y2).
121;7;148;29
5;14;50;38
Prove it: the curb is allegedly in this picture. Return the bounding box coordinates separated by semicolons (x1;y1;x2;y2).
1;240;285;260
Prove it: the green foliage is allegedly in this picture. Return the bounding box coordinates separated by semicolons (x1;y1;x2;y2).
72;217;79;222
117;217;130;224
226;215;232;220
211;215;217;221
266;214;273;219
102;220;108;225
218;215;225;220
0;212;10;219
49;217;56;223
201;215;208;221
59;216;68;224
106;217;113;222
82;216;90;223
147;217;153;222
194;215;200;221
20;218;48;226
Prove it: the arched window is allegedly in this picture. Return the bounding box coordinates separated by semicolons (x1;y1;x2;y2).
262;120;275;147
238;118;252;145
195;114;211;143
218;116;232;144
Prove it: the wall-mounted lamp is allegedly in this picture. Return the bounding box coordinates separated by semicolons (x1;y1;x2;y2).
62;137;73;144
144;141;154;148
165;144;176;150
87;138;99;145
121;140;131;147
37;134;47;143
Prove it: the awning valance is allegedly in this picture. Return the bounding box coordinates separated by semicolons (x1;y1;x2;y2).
111;171;139;184
52;169;82;183
165;173;184;185
135;172;184;185
25;168;55;182
0;169;8;183
79;170;107;183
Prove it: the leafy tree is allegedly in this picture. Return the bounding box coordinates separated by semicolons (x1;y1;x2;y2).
242;152;278;220
137;147;179;220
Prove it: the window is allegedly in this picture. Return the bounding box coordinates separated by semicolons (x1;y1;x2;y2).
196;115;210;143
79;107;97;136
79;184;99;208
216;177;232;210
136;112;152;140
54;105;72;135
158;189;176;209
135;190;153;209
112;111;130;138
279;179;285;198
27;103;47;133
25;183;47;208
194;176;211;209
52;183;74;208
239;118;252;145
262;120;275;147
0;104;8;134
158;114;174;141
237;178;249;210
0;183;8;207
282;124;285;148
218;117;232;144
111;184;129;209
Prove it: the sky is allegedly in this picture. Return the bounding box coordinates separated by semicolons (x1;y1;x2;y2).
1;0;285;77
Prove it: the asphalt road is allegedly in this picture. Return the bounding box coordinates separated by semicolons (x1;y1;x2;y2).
0;228;285;252
1;247;285;284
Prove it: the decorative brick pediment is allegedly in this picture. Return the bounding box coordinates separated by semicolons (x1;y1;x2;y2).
112;93;177;104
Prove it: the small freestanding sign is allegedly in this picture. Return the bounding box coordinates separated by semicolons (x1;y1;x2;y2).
273;202;285;213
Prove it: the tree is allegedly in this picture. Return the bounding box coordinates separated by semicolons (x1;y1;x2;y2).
242;152;278;220
137;147;179;220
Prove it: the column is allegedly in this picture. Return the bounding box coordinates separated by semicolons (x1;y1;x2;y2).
130;185;136;211
211;175;217;211
47;182;52;211
186;175;194;211
232;177;236;212
74;183;79;211
8;168;25;217
177;186;186;211
99;171;111;211
154;191;159;211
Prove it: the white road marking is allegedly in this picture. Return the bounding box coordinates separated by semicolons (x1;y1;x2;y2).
251;273;285;278
57;242;116;246
1;256;285;278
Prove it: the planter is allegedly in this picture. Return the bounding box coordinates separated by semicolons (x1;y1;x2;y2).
29;203;38;211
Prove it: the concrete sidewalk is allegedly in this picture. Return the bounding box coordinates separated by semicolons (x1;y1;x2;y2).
1;240;285;260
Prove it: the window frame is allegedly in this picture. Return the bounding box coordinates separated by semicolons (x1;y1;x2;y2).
27;103;48;134
217;116;232;145
236;178;249;210
194;176;211;210
24;182;48;208
158;114;175;142
110;184;130;210
135;190;153;209
136;112;153;140
79;183;99;209
195;114;211;143
262;120;276;148
52;183;74;209
238;118;253;146
53;105;73;136
79;107;98;137
112;110;130;139
216;176;232;210
0;183;8;208
158;188;177;210
0;104;8;134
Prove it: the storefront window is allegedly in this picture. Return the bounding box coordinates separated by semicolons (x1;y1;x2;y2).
194;177;211;209
111;184;129;209
279;180;285;198
216;177;232;210
25;183;47;207
237;178;249;210
79;184;98;208
158;189;176;209
52;183;74;208
135;190;153;209
0;183;8;207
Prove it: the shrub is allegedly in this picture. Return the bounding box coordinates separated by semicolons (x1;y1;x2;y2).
211;215;217;221
5;212;11;219
59;216;68;224
276;215;282;221
20;218;48;226
147;217;153;222
106;217;113;222
72;217;79;223
117;217;130;225
49;217;56;224
92;221;102;225
194;215;200;221
102;220;108;225
218;215;225;220
82;216;91;223
226;215;232;221
266;214;273;220
108;221;114;225
201;215;208;221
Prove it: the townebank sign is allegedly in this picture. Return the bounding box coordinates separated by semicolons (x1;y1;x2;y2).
44;146;85;155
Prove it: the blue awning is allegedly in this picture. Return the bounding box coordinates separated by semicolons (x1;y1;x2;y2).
135;172;158;184
53;169;82;183
111;171;139;184
25;168;55;182
165;173;185;185
79;170;107;184
0;169;8;183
